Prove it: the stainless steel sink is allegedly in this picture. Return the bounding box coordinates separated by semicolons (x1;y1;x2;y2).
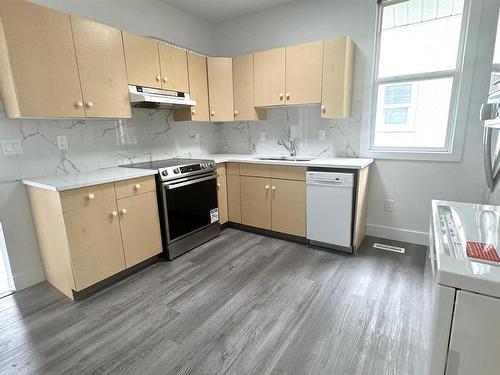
254;156;316;162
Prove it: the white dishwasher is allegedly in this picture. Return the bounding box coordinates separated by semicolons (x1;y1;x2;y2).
306;171;354;251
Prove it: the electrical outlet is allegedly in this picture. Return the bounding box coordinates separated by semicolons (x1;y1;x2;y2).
1;139;23;155
384;199;394;212
260;131;266;142
194;133;200;144
318;129;326;141
56;136;68;150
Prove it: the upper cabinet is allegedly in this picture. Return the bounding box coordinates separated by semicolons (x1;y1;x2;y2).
0;1;84;118
158;43;189;92
233;54;266;121
254;47;286;107
207;57;234;122
0;1;130;119
285;40;323;105
174;52;209;121
122;32;162;89
321;36;354;118
71;16;131;118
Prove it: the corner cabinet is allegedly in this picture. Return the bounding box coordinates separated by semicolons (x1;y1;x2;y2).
0;1;131;119
27;175;162;299
207;57;234;121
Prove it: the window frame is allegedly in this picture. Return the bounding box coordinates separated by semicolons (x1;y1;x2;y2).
362;0;473;161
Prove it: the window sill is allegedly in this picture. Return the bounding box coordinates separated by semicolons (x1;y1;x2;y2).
362;147;462;162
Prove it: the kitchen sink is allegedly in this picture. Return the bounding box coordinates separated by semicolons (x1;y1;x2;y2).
254;156;316;162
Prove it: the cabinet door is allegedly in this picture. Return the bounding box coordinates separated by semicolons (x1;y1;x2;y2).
63;184;125;291
217;175;228;225
254;47;286;107
174;52;209;121
117;192;162;268
271;179;306;236
158;43;189;92
233;54;265;121
240;176;271;230
321;37;354;118
447;290;500;375
207;57;234;121
71;16;131;118
285;41;323;105
122;32;161;88
0;1;84;118
227;174;241;223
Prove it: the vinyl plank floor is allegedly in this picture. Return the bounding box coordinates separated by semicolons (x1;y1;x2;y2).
0;229;431;375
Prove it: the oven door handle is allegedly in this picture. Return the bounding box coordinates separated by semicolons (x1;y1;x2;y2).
164;174;217;190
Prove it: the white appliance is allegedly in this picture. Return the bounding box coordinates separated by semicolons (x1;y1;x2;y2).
128;84;196;109
480;82;500;192
306;171;354;252
429;199;500;375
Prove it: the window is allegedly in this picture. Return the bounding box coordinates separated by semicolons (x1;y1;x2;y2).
370;0;468;155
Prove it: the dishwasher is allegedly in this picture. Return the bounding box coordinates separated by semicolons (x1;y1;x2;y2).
306;171;354;252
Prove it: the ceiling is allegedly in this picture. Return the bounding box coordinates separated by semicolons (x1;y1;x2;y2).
160;0;298;24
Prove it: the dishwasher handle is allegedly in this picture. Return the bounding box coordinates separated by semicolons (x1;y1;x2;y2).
307;178;346;186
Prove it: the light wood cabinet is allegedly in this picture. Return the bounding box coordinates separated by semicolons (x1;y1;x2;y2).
27;175;162;300
63;186;125;291
233;54;266;121
0;1;84;118
207;57;234;121
270;178;306;236
254;47;286;107
71;16;131;118
226;163;242;223
240;176;272;230
117;191;162;268
122;32;162;89
321;36;354;118
217;174;229;225
285;41;323;105
158;43;189;92
174;52;209;121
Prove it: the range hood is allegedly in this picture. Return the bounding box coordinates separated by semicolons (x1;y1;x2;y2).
128;85;196;109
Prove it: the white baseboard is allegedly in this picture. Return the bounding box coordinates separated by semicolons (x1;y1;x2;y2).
366;223;429;246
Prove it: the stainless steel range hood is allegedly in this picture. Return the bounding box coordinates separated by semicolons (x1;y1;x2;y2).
128;85;196;109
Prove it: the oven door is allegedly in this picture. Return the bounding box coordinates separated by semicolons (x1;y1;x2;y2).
162;173;218;242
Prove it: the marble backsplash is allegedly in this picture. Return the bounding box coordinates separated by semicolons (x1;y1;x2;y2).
0;99;362;182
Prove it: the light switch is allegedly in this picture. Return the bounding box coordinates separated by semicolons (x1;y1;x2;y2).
1;139;23;156
57;136;68;150
384;199;394;212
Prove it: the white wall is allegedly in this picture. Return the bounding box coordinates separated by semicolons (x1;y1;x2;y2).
30;0;216;54
212;0;492;245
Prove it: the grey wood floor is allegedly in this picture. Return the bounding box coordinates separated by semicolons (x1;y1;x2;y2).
0;228;432;375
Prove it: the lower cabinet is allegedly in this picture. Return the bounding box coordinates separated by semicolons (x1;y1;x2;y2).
217;174;228;224
240;176;272;230
27;175;162;299
271;178;306;237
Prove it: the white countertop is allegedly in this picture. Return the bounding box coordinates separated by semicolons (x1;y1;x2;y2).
22;167;157;192
209;154;373;169
21;155;373;192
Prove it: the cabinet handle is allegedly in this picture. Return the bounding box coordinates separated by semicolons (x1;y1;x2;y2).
121;208;128;215
321;105;326;114
211;111;215;116
134;184;141;190
87;193;95;200
75;101;83;108
85;101;94;108
271;186;276;191
279;93;284;100
234;110;238;116
162;76;168;83
265;185;270;190
156;75;161;82
217;183;221;187
111;210;118;217
192;109;196;116
286;93;290;100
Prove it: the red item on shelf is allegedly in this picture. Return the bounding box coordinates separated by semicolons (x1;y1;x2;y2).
466;242;500;263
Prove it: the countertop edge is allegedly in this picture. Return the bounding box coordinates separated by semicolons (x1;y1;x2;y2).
212;156;374;169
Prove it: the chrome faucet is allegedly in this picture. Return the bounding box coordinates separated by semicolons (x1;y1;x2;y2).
278;138;297;157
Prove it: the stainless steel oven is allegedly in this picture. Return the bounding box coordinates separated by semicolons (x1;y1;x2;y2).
120;158;220;260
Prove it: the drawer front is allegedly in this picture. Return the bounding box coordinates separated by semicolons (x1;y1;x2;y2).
61;183;117;212
240;163;270;177
226;162;240;175
114;176;156;199
216;163;226;176
270;165;306;181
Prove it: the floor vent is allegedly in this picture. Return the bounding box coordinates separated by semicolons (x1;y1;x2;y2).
373;243;406;254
